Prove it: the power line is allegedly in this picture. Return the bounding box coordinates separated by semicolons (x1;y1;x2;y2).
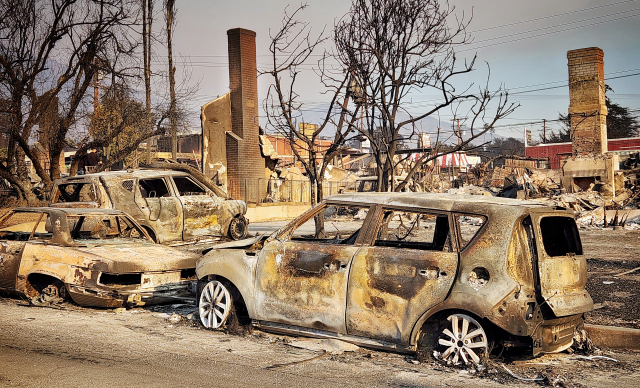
470;0;638;33
461;11;640;52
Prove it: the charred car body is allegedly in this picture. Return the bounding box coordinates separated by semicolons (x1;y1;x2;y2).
196;193;593;365
49;170;248;243
0;207;199;307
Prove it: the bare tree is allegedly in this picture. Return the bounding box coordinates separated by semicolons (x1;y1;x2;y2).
334;0;517;192
0;0;141;204
264;5;361;234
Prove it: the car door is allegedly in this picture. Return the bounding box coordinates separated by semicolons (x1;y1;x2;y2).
170;175;225;240
133;177;183;242
346;207;459;345
0;211;49;290
253;203;373;333
527;214;592;318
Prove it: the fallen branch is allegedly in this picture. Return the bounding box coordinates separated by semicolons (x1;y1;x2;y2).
501;365;545;382
614;266;640;277
573;355;617;362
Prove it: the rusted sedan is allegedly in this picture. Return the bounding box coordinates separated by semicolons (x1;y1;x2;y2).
196;193;593;365
0;207;199;308
49;170;248;243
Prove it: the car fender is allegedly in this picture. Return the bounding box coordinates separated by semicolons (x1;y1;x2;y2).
16;244;99;296
196;248;258;318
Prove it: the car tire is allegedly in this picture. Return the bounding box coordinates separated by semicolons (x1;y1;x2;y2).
228;217;248;240
30;278;68;306
435;313;489;365
199;280;233;329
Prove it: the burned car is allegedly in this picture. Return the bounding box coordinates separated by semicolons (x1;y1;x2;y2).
49;170;248;243
196;193;593;365
0;207;199;307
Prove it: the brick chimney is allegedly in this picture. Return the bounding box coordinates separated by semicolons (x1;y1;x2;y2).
567;47;608;156
226;28;264;200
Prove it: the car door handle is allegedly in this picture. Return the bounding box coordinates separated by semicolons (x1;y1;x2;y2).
419;267;443;278
325;261;347;270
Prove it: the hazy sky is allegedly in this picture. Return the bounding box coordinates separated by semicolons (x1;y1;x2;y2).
164;0;640;141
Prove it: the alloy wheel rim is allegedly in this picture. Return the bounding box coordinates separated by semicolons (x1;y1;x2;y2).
199;281;231;329
437;314;488;365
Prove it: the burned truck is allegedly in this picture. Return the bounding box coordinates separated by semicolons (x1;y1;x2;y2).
50;170;248;243
195;193;593;365
0;207;199;307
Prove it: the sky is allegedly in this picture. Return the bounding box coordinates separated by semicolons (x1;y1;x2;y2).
162;0;640;143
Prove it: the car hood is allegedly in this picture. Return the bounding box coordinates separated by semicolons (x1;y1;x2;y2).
76;243;198;273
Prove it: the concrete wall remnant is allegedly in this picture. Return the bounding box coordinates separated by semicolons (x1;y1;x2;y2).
201;93;231;188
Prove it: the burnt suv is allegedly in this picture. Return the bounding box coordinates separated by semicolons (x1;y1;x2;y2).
195;193;593;365
50;170;248;243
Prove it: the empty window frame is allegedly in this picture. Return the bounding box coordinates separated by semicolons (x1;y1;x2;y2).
173;176;207;196
138;178;170;198
375;209;452;251
539;216;583;257
456;214;487;250
52;183;97;203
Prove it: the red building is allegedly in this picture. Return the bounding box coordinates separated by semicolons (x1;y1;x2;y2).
526;137;640;169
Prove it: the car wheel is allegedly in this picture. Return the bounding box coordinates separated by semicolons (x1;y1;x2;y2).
30;278;68;306
228;217;247;240
42;280;68;299
436;313;489;365
199;280;233;329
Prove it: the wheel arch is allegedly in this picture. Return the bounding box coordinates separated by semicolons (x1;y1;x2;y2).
197;251;256;318
199;274;252;321
410;305;494;347
24;272;68;298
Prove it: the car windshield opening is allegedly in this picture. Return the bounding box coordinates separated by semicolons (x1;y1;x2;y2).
69;215;147;241
0;212;52;242
289;205;369;245
539;216;582;257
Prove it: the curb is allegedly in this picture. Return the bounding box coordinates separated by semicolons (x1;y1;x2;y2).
585;324;640;350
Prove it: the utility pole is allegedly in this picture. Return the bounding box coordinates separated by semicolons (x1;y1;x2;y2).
456;119;461;146
144;0;153;164
543;119;546;144
166;0;177;161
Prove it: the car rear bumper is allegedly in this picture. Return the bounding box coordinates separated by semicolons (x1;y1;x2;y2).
531;314;583;356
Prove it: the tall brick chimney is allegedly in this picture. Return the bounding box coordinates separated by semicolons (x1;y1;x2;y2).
567;47;608;156
226;28;264;200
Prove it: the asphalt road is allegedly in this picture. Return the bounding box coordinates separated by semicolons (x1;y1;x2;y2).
0;299;527;388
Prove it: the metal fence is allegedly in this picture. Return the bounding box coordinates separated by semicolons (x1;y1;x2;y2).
227;178;360;204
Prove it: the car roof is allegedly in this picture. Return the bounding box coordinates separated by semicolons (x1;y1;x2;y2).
11;207;129;216
325;192;552;213
56;169;190;181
